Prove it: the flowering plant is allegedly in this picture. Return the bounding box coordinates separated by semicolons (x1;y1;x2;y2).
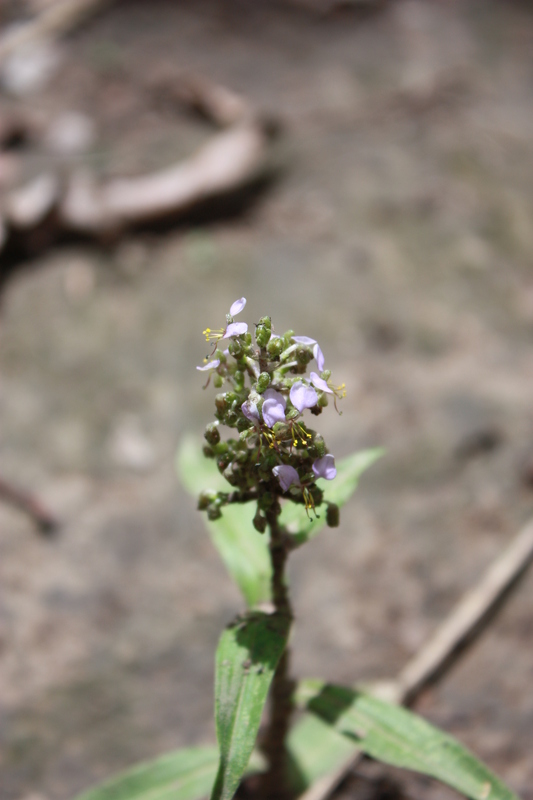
74;299;521;800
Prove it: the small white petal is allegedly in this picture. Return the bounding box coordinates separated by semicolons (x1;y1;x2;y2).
196;359;221;372
230;297;246;316
292;335;316;345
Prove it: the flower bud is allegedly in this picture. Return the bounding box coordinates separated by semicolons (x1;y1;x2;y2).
207;504;222;521
229;339;244;358
258;316;272;330
215;393;227;413
326;503;340;528
256;372;271;393
203;445;215;458
267;337;283;358
317;393;329;408
234;370;245;389
296;346;312;365
204;422;220;446
213;374;224;388
223;465;237;485
310;434;326;457
256;324;271;348
198;491;212;510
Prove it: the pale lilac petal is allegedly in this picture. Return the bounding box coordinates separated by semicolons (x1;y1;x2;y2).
273;464;301;491
292;336;316;345
290;381;318;413
196;359;221;372
310;371;332;394
225;321;248;337
312;454;337;480
242;400;260;422
263;389;286;410
262;398;286;428
313;343;325;372
230;297;246;316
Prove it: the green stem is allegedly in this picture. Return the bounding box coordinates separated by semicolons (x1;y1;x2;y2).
257;507;295;800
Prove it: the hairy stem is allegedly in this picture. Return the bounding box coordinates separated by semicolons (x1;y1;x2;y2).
257;507;296;800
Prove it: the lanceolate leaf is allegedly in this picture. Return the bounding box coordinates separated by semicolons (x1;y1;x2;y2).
177;436;382;606
286;712;356;794
280;448;383;545
295;680;521;800
211;612;291;800
176;436;272;607
72;746;219;800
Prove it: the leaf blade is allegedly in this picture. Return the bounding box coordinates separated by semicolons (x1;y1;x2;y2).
295;680;521;800
212;612;291;800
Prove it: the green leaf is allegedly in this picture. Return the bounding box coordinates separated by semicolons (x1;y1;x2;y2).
280;448;383;545
295;680;521;800
72;746;219;800
211;611;291;800
176;436;272;607
286;712;356;794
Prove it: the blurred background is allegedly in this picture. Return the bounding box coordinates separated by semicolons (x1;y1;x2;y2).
1;1;533;798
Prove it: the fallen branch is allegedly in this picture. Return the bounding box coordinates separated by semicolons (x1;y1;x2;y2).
298;518;533;800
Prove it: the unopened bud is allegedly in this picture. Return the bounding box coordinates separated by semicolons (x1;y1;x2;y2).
326;503;340;528
317;393;329;408
229;339;244;358
207;505;222;521
213;374;224;388
203;445;215;458
267;337;283;358
256;324;271;348
198;491;212;510
204;422;220;446
311;434;326;457
258;316;272;330
215;393;227;412
256;372;271;393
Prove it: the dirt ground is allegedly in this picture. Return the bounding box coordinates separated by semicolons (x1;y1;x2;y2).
1;1;533;799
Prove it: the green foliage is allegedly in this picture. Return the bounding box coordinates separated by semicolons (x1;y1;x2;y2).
177;436;381;606
295;680;521;800
286;713;356;794
71;746;220;800
211;612;291;800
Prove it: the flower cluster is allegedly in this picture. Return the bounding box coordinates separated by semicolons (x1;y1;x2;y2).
197;298;345;532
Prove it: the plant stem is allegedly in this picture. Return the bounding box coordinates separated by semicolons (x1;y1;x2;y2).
258;507;296;800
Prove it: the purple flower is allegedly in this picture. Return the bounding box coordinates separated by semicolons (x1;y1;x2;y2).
262;388;286;428
241;399;260;422
196;359;221;372
310;371;332;394
273;464;301;491
312;454;337;480
290;381;318;413
292;336;325;371
203;297;248;343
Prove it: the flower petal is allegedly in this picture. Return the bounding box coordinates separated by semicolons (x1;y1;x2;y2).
310;371;332;394
262;398;286;428
290;381;318;412
263;388;287;409
225;321;248;337
292;336;316;345
313;343;325;372
273;464;301;491
242;400;260;422
196;359;221;372
312;454;337;480
230;297;246;316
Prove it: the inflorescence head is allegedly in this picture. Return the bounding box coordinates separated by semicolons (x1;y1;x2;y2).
196;298;345;531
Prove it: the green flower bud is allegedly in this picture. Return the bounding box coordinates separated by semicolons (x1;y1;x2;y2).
283;330;295;346
203;445;215;458
223;465;237;485
234;370;245;389
229;339;244;358
317;393;329;408
204;422;220;446
311;434;326;457
286;408;299;421
213;374;224;388
296;346;312;365
326;503;340;528
207;505;222;521
198;491;212;510
321;370;331;381
215;393;227;412
267;337;283;357
256;372;271;393
258;316;272;330
256;324;271;348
